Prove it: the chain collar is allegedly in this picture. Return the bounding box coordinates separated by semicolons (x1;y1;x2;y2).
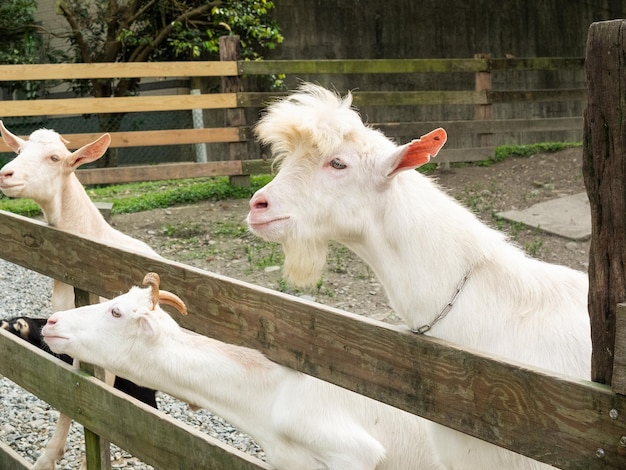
411;266;474;335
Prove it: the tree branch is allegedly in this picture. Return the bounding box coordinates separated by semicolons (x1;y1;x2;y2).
129;1;220;62
57;1;91;64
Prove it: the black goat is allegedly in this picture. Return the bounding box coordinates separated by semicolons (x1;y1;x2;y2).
1;316;158;408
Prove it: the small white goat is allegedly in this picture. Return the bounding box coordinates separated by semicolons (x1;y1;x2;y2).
43;272;444;470
246;83;591;469
0;121;160;470
0;121;158;311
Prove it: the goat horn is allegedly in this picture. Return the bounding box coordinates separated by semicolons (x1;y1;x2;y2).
158;291;188;316
142;272;161;310
142;272;188;315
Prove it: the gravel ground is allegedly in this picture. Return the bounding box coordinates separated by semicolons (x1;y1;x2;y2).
0;259;265;469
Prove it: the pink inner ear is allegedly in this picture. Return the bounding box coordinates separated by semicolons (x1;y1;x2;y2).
395;128;448;172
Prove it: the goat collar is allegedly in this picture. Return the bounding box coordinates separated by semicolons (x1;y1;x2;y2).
411;266;474;335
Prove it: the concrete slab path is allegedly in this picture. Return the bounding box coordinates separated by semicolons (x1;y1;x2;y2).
496;192;591;240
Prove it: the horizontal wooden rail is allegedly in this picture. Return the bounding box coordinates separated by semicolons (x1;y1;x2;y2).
489;88;586;103
75;159;272;185
237;90;490;107
0;93;238;117
489;57;586;71
236;89;585;108
239;57;585;75
77;160;243;185
0;329;268;470
240;58;491;74
0;61;239;81
76;159;272;185
377;117;583;136
0;211;623;469
0;88;585;119
0;58;584;82
0;127;245;153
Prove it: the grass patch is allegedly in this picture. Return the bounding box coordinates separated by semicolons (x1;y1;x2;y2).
492;141;581;163
419;141;582;173
0;174;274;217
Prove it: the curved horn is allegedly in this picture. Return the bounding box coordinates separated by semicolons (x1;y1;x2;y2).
142;272;188;315
142;272;160;310
158;291;188;316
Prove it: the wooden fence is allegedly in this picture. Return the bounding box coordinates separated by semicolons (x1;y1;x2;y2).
1;49;619;470
0;211;625;469
0;51;584;185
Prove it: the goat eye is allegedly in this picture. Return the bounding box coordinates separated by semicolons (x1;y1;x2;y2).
111;307;122;318
50;155;60;163
329;158;347;170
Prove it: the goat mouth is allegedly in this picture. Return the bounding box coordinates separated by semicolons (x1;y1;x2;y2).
0;183;24;194
0;183;23;190
42;333;69;346
247;216;290;230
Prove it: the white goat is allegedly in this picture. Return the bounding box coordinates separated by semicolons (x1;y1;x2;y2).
0;121;158;311
42;272;443;470
246;84;591;470
0;121;160;470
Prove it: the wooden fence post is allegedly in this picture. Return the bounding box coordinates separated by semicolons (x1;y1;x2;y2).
474;52;493;167
220;35;250;187
582;19;626;386
75;288;112;470
614;304;626;394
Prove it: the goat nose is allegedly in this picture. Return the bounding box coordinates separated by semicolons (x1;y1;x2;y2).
46;314;58;326
249;193;269;211
0;168;12;179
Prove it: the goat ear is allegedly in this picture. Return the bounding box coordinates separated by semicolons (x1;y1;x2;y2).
0;120;26;153
69;133;112;168
387;128;447;177
137;312;158;338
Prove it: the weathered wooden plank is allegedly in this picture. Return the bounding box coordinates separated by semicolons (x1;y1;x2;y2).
489;88;586;103
0;211;624;469
240;58;488;74
0;128;244;153
237;90;489;107
76;161;243;185
0;440;30;470
490;57;585;71
436;147;495;162
242;158;274;176
613;304;626;395
375;117;583;136
0;61;238;81
0;329;268;470
0;93;238;117
0;58;584;83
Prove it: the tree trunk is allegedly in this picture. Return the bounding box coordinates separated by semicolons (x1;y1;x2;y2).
582;19;626;385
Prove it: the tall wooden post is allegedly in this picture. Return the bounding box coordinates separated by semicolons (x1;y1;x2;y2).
75;288;112;470
220;35;250;187
582;19;626;386
474;52;493;153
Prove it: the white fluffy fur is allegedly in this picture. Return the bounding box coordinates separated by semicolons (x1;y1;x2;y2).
0;121;160;470
43;282;443;470
247;83;591;469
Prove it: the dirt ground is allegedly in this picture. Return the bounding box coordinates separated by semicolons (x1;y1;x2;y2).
112;147;588;326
